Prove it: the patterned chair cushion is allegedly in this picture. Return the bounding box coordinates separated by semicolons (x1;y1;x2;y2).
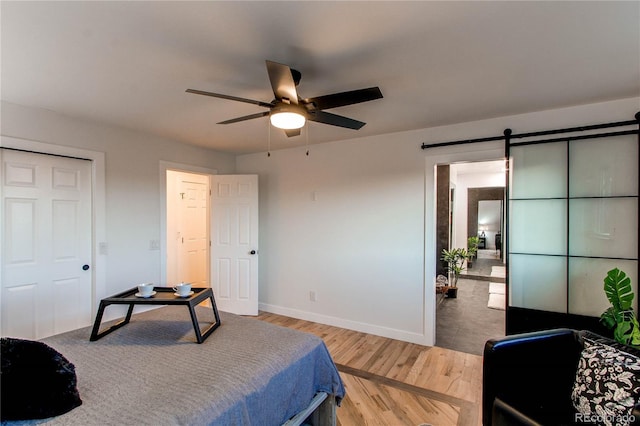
571;338;640;426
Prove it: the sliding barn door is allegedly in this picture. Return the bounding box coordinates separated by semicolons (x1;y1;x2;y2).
507;133;638;330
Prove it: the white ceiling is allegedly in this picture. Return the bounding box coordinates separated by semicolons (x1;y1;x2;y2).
2;1;638;154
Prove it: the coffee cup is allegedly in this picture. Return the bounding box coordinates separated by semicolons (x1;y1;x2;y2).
173;282;191;296
138;283;154;296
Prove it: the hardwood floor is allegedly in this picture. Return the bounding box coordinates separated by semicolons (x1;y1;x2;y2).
254;312;483;426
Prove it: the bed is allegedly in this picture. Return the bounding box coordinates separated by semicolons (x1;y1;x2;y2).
1;306;345;425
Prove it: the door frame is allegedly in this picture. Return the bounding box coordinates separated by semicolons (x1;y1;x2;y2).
159;161;217;287
0;136;106;316
424;141;505;346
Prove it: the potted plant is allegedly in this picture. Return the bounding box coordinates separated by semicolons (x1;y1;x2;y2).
467;236;480;268
441;248;468;298
600;267;640;348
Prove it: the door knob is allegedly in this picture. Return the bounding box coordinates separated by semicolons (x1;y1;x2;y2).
249;250;257;255
82;264;90;271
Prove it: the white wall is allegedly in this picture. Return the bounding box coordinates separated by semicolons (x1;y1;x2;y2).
0;101;236;315
237;97;639;346
2;97;637;344
237;134;427;342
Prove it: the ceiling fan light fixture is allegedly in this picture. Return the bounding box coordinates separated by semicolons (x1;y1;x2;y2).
270;111;306;130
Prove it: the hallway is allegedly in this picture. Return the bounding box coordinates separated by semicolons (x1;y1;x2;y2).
461;249;504;281
436;250;506;355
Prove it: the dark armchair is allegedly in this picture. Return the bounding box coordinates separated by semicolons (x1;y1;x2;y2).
483;328;640;426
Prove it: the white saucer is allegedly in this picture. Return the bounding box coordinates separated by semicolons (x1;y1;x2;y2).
135;291;156;298
174;291;194;298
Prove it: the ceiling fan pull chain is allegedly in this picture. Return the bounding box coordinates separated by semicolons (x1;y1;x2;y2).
305;121;310;156
267;119;271;157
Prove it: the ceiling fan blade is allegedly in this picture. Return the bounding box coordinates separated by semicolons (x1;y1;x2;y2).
186;89;273;108
308;110;366;130
284;129;301;137
217;111;270;125
304;87;382;110
265;60;299;104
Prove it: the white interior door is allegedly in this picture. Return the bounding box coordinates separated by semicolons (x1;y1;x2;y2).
1;149;92;339
211;175;259;315
177;173;209;287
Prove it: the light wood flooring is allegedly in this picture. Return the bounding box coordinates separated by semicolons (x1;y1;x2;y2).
255;312;483;426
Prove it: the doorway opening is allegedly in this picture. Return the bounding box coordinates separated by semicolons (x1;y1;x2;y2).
435;159;506;355
463;187;504;280
161;167;260;316
166;170;211;288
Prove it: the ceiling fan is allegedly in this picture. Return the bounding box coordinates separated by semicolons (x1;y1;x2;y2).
186;60;383;137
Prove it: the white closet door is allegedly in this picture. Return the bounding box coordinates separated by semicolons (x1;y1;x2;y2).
1;149;92;339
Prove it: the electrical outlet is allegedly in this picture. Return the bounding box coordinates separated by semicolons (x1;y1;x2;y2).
149;240;160;250
309;291;317;302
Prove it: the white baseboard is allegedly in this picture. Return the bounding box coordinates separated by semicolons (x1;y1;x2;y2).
259;303;429;346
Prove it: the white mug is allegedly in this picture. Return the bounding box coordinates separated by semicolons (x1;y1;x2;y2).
138;283;154;296
173;282;191;296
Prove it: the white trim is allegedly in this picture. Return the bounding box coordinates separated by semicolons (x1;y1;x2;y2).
259;303;429;345
0;136;107;317
159;161;218;286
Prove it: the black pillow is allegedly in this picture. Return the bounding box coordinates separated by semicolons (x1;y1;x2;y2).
1;337;82;420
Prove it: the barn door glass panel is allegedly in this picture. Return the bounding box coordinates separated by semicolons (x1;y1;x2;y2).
508;141;568;313
568;257;638;317
566;133;638;316
509;254;566;312
509;199;567;255
569;198;637;259
569;135;638;198
510;142;567;199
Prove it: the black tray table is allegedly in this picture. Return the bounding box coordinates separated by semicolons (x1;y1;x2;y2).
90;286;221;343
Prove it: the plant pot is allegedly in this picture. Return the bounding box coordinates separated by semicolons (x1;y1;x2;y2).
446;287;458;298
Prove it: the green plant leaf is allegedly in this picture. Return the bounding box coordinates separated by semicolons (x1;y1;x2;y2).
603;268;634;311
441;248;468;287
467;237;479;255
600;307;617;329
600;268;640;349
614;311;640;348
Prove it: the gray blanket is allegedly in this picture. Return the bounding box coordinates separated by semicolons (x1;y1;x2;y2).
3;307;345;425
